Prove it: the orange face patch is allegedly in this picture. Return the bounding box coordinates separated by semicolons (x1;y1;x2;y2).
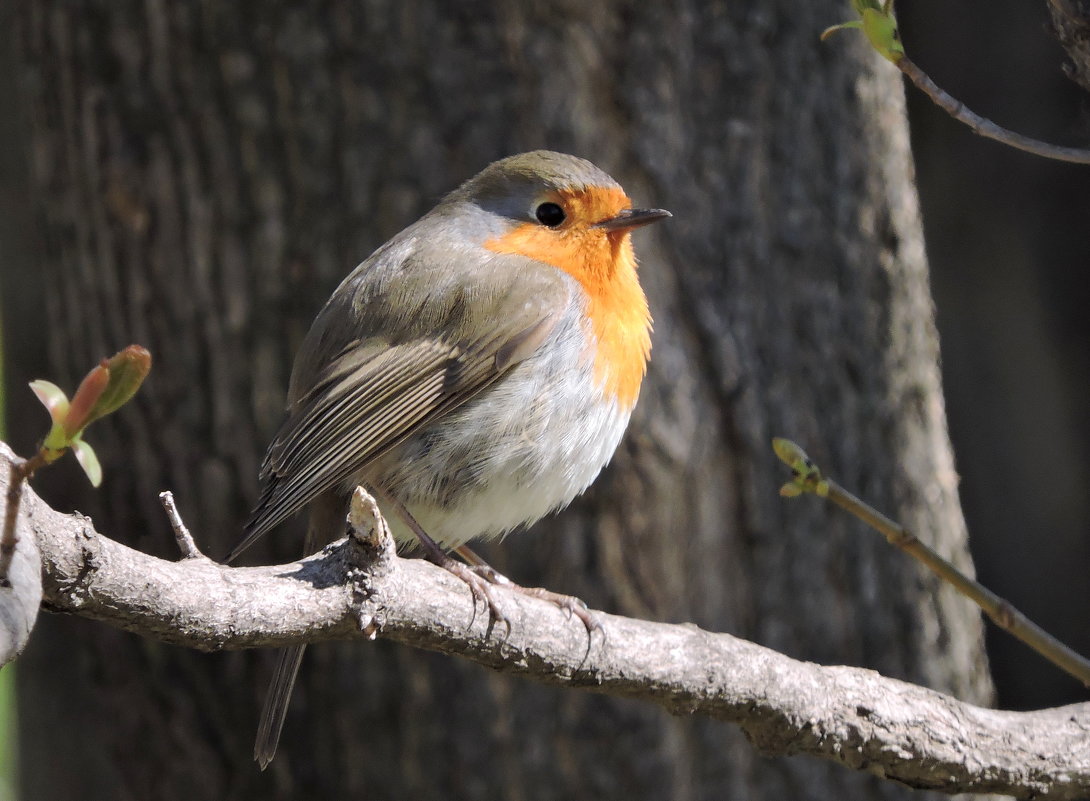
484;186;652;409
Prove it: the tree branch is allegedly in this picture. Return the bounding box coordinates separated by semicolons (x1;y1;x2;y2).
898;56;1090;165
3;441;1088;798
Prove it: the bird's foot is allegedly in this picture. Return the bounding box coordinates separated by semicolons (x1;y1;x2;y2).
456;546;601;635
433;554;511;631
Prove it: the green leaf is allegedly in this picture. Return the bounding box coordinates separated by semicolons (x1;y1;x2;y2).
861;7;904;62
86;345;152;426
821;1;903;64
71;438;103;487
820;20;862;42
29;380;70;425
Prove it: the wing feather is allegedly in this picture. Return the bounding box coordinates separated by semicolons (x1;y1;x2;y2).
227;259;571;563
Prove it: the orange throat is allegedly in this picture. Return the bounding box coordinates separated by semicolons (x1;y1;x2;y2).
484;186;652;409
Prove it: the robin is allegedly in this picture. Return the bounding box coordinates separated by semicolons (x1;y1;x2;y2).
227;150;670;767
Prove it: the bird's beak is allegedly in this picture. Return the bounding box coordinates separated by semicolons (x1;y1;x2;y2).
593;208;672;232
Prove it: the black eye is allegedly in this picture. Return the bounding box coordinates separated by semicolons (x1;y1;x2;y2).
534;202;566;227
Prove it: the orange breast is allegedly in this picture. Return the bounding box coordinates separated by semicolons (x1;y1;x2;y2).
483;187;651;409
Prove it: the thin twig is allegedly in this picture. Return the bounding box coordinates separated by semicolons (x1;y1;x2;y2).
825;478;1090;687
774;438;1090;688
899;56;1090;165
158;491;205;560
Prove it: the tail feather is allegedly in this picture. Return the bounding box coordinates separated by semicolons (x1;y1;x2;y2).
254;644;307;770
248;506;335;768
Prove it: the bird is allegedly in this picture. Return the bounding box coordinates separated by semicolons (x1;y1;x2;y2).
227;150;670;768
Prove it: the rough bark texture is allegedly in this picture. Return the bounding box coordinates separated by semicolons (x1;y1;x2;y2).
4;457;1087;800
1048;0;1090;93
3;2;992;799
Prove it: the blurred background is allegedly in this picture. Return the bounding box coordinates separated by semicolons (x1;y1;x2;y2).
900;0;1090;710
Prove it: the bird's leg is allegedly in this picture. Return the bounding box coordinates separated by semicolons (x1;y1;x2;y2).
454;544;601;635
369;486;509;627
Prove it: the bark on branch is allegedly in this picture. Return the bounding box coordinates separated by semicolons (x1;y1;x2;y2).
1048;0;1090;94
4;440;1088;800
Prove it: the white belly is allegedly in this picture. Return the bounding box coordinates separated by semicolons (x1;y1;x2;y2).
357;326;636;548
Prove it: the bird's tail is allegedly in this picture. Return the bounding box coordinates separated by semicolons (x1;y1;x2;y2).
254;644;307;769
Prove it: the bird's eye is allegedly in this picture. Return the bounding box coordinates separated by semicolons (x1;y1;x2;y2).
534;202;566;227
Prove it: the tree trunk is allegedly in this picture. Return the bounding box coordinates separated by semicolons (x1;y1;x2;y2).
3;2;992;799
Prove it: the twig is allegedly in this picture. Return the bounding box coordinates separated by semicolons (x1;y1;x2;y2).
774;438;1090;688
823;4;1090;165
1;452;48;586
158;491;205;560
898;56;1090;165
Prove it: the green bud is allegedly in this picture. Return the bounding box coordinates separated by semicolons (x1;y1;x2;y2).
84;345;152;428
63;363;111;437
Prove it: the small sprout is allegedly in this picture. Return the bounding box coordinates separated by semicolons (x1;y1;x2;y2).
860;6;903;62
90;345;153;426
772;438;830;498
821;0;903;64
28;345;152;485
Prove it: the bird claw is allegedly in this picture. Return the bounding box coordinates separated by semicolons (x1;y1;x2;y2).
469;565;601;637
513;585;602;635
447;558;601;637
441;559;511;634
412;530;598;636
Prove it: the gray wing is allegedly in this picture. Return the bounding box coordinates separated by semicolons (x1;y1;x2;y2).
228;243;571;562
